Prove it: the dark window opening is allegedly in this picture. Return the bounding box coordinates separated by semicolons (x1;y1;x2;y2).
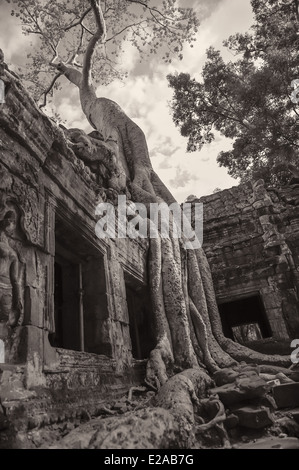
125;276;155;360
50;256;80;350
218;294;272;344
49;216;111;355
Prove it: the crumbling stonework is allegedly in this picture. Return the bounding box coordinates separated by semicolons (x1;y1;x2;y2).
0;65;153;448
195;179;299;345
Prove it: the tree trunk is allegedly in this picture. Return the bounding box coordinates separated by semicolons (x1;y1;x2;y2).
79;90;291;382
57;47;291;388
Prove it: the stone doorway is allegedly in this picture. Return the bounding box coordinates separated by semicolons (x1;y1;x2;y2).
218;294;272;344
49;215;111;356
124;274;155;360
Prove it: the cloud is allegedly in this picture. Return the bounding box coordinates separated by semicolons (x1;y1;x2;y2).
0;0;253;202
183;0;224;21
115;38;140;75
157;0;254;80
170;166;198;189
0;3;34;66
158;157;172;170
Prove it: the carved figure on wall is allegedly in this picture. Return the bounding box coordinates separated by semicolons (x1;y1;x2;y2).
0;211;23;327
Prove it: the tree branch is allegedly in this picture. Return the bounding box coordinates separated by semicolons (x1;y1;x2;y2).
203;96;250;129
67;26;85;67
127;0;178;24
217;86;250;129
21;3;58;56
90;0;107;39
64;7;92;31
39;72;62;109
149;10;180;32
82;0;107;90
49;40;61;66
82;23;94;36
106;20;147;43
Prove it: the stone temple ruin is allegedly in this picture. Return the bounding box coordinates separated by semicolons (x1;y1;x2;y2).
197;180;299;348
1;61;299;449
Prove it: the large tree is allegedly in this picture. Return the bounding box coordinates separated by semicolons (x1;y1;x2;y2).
7;0;199;108
168;0;299;184
6;0;291;405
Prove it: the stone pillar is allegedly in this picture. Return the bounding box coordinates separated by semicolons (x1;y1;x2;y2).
106;244;131;370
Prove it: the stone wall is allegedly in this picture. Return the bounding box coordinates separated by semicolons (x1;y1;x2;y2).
197;179;299;342
0;67;152;443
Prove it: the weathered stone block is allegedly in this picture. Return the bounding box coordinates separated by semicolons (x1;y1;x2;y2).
110;320;127;363
210;376;268;406
273;383;299;409
24;255;38;287
121;323;132;351
10;326;43;365
109;294;129;323
43;332;58;367
224;413;239;429
236;437;299;449
213;365;259;387
291;410;299;424
24;286;44;328
232;405;274;429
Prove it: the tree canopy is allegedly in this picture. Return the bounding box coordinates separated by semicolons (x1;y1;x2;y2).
6;0;199;108
168;0;299;184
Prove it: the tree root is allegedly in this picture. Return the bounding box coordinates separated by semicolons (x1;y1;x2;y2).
145;333;174;390
96;406;116;416
189;297;219;374
127;386;147;402
196;396;226;432
196;396;231;448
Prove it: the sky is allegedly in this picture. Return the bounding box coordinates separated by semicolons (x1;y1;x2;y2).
0;0;254;202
